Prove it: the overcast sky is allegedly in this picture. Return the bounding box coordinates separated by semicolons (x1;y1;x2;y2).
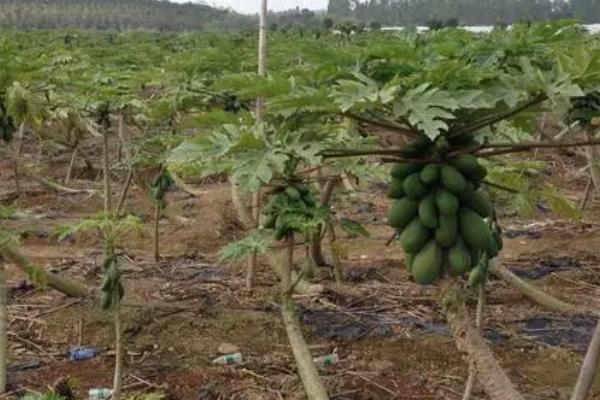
172;0;328;14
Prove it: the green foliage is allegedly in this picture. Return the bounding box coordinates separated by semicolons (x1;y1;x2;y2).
339;218;371;238
219;231;272;263
486;160;581;219
56;213;143;247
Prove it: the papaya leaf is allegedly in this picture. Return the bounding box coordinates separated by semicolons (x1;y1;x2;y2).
339;218;370;238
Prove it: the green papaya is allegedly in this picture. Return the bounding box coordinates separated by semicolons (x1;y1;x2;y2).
449;132;476;146
403;173;428;199
412;240;443;285
436;189;459;215
418;193;438;229
435;215;458;247
100;276;112;292
101;291;112;310
441;165;467;193
285;186;301;201
466;190;494;218
420;164;440;186
400;218;430;254
458;208;494;251
468;266;486;287
433;136;450;154
405;253;415;272
448;237;472;276
391;162;421;180
470;247;481;268
387;179;405;198
469;164;488;182
457;182;476;202
399;136;432;158
388;198;419;229
449;154;479;175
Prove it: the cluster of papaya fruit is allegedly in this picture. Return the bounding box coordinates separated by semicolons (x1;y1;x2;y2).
569;91;600;126
100;250;124;310
263;183;319;241
150;170;173;209
387;133;502;286
0;102;15;143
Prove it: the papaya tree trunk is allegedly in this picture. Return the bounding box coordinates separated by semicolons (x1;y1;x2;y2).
112;296;123;400
326;223;343;284
103;130;112;214
281;235;329;400
2;246;89;298
311;177;340;267
0;256;7;393
441;279;525;400
115;169;134;216
462;285;485;400
65;145;78;184
154;201;160;262
570;320;600;400
585;127;600;200
230;178;256;230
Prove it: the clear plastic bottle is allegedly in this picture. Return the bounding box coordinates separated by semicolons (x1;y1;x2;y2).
212;352;243;365
88;388;112;399
313;353;339;367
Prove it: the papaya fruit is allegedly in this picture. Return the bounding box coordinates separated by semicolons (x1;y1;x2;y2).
285;186;301;201
468;266;486;287
433;136;450;154
399;136;432;158
391;162;422;180
418;193;438;229
435;214;458;247
101;291;112;310
400;218;430;254
449;132;476;146
466;190;493;218
458;207;494;251
449;154;479;175
469;164;488;182
470;247;481;267
436;189;459;215
420;164;440;186
100;276;112;292
388;198;418;229
387;179;405;198
441;165;467;193
448;237;472;276
405;253;415;272
403;173;428;199
457;181;476;202
412;240;443;285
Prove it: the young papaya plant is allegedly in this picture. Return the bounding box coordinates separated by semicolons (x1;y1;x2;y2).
57;213;142;400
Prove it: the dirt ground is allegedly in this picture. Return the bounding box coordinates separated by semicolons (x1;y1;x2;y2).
1;144;600;400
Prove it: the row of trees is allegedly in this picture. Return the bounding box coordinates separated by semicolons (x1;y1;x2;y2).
328;0;600;26
0;0;255;31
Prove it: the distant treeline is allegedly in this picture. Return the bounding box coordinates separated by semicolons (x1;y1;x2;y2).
0;0;255;31
328;0;600;25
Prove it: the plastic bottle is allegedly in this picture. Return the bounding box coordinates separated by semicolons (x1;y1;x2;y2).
212;352;243;365
313;353;339;367
88;388;112;399
69;346;99;361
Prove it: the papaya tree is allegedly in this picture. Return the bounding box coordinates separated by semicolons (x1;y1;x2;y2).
57;213;142;400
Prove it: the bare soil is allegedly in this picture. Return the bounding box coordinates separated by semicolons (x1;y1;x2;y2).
1;144;600;400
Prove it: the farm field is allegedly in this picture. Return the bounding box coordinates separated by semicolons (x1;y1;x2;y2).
1;23;600;400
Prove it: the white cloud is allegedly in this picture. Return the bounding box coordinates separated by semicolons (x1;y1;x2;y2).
172;0;328;14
